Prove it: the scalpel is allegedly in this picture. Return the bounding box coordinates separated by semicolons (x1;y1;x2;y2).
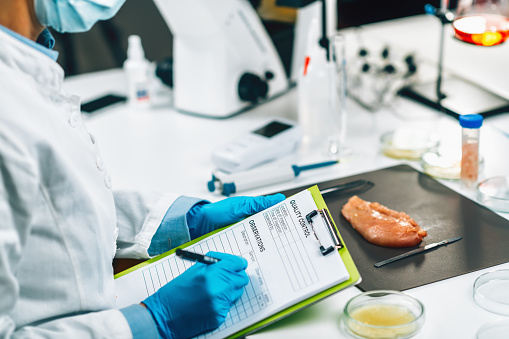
374;236;463;268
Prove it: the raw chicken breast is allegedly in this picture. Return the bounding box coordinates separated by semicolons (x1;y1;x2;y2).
341;196;428;247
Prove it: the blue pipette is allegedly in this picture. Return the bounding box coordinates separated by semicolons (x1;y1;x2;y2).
208;160;339;196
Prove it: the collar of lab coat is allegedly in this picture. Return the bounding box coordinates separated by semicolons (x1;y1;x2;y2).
0;28;64;94
0;25;59;61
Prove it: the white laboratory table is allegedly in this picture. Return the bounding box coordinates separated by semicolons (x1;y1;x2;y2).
64;15;509;339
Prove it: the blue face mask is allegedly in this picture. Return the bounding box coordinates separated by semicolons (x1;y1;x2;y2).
34;0;126;33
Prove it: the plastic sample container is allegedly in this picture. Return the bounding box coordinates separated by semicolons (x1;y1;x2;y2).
459;114;483;188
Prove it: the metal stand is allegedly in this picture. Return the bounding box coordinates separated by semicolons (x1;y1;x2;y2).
399;8;509;118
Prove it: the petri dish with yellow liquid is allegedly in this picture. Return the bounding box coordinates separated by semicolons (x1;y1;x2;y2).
343;290;425;339
381;129;439;161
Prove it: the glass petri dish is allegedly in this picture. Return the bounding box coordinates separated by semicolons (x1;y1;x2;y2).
343;290;425;339
421;151;461;180
473;270;509;315
381;129;439;160
421;149;485;180
477;319;509;339
477;176;509;213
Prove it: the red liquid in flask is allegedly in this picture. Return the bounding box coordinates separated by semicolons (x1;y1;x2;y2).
453;14;509;46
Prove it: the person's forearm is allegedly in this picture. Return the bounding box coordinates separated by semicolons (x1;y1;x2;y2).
114;190;181;258
2;309;135;338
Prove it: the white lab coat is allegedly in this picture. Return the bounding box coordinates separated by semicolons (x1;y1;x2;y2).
0;29;183;338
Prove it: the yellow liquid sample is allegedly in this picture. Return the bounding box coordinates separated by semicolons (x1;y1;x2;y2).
347;304;418;339
352;304;415;326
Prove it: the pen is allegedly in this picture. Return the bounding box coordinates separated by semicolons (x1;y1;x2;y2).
176;249;221;265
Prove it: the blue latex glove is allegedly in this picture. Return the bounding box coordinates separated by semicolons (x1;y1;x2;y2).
186;194;285;239
142;252;249;339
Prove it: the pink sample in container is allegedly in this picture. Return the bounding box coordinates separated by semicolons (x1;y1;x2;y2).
459;114;483;188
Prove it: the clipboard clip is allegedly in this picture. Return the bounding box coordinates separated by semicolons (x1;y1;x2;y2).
306;209;343;256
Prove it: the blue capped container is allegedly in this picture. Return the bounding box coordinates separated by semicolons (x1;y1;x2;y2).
459;114;483;188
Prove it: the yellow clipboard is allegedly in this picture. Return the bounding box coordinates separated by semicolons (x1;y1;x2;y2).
114;185;361;338
227;185;361;338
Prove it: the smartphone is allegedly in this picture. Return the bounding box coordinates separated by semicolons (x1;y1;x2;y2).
81;94;127;113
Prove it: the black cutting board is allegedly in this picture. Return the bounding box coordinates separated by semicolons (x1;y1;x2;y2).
277;164;509;291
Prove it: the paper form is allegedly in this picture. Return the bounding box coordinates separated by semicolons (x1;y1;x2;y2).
115;190;350;339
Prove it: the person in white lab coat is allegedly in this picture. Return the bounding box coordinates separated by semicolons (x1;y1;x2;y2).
0;1;285;338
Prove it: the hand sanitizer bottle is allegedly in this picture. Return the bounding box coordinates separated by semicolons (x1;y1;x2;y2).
124;35;151;107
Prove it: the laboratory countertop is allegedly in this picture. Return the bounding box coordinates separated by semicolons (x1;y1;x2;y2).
64;15;509;339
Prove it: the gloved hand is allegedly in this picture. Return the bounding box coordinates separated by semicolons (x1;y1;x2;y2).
142;252;249;339
187;193;285;239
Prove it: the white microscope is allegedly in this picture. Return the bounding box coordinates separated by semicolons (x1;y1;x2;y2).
153;0;337;118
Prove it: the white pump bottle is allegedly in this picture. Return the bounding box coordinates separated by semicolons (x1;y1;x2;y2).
123;35;151;107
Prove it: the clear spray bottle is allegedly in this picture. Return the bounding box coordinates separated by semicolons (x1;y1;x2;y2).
297;18;331;147
123;35;151;107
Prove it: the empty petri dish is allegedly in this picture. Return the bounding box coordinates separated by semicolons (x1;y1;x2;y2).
477;176;509;213
381;129;439;160
473;270;509;315
343;290;425;339
477;319;509;339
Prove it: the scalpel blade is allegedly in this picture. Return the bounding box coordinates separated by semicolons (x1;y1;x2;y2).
374;236;463;268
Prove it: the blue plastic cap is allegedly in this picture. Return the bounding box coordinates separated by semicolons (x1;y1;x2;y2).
207;175;217;192
221;183;236;197
424;4;436;15
459;114;483;128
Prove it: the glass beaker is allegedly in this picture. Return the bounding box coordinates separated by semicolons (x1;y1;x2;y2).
452;0;509;46
325;33;351;159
